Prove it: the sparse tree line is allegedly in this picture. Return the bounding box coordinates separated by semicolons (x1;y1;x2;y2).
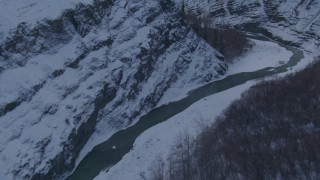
151;56;320;180
157;0;249;62
180;0;250;62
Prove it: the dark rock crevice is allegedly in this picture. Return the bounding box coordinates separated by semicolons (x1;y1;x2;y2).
30;84;117;180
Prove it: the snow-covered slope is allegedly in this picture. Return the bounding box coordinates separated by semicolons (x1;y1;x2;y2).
182;0;320;48
0;0;226;179
0;0;94;41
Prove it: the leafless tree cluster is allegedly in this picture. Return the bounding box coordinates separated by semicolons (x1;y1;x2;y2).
150;131;198;180
152;57;320;179
151;157;165;180
181;4;250;62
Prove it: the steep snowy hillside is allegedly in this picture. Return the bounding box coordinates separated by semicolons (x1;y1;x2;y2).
0;0;226;179
0;0;94;41
183;0;320;48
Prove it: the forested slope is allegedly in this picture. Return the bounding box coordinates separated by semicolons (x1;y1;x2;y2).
160;56;320;180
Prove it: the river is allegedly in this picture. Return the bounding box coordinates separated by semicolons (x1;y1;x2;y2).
66;35;304;180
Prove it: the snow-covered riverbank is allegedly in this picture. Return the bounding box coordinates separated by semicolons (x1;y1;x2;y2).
92;38;316;180
158;38;293;105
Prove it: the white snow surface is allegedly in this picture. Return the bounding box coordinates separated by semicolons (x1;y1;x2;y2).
94;39;317;180
158;38;292;106
228;39;292;74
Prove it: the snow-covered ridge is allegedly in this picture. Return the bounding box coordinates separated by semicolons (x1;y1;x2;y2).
0;0;226;179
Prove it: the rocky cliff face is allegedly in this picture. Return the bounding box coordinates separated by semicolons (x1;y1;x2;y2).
0;0;226;179
184;0;320;47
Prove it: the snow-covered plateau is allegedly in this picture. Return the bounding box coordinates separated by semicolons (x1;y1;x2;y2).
0;0;319;179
